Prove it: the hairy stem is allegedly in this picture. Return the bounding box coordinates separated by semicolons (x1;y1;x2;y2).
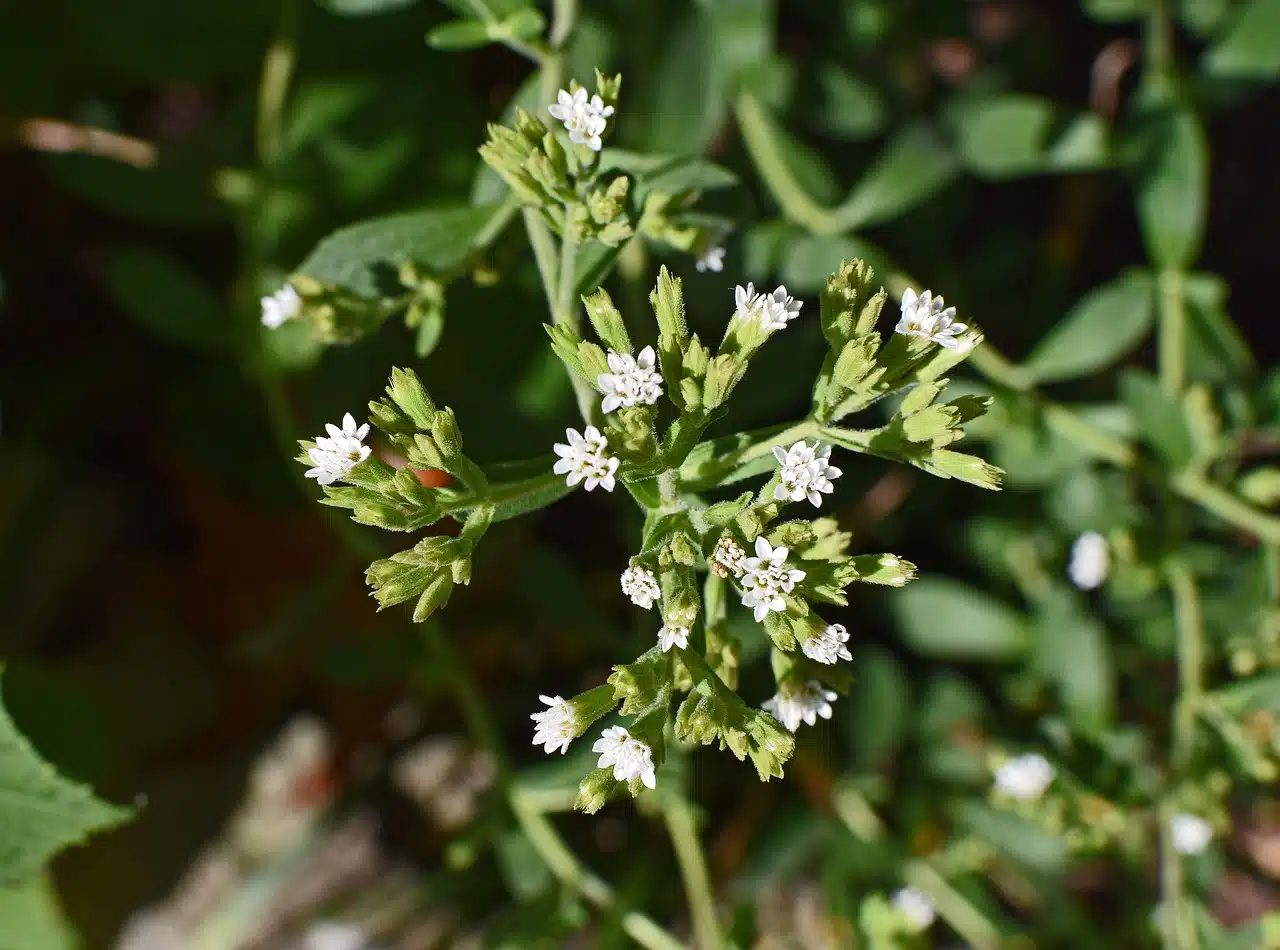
663;794;724;950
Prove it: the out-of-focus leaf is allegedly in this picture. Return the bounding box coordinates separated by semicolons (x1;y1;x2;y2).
956;95;1108;179
425;19;493;50
1137;106;1207;270
1119;368;1194;468
316;0;421;15
1212;673;1280;715
836;125;957;230
45;151;227;229
414;307;445;358
1181;0;1231;35
1032;589;1115;731
893;578;1031;660
0;668;132;884
1084;0;1150;19
846;647;910;767
1203;0;1280;78
296;204;497;297
704;0;775;89
599;152;738;199
0;877;78;950
100;245;227;352
283;80;378;154
1022;271;1155;384
642;9;725;154
814;65;885;141
1237;468;1280;507
954;801;1067;873
780;234;886;294
1184;272;1255;381
439;0;531;16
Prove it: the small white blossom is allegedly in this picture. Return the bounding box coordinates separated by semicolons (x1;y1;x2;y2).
547;87;614;152
531;695;576;755
994;753;1055;801
734;283;802;331
763;680;837;732
711;534;746;578
304;413;371;485
772;440;842;507
553;426;619;492
621;566;661;609
895;288;968;348
592;725;657;789
740;536;806;622
1068;531;1110;590
1171;813;1214;856
695;246;725;273
658;624;689;652
597;346;663;413
304;922;369;950
803;623;852;665
892;887;936;932
261;284;301;329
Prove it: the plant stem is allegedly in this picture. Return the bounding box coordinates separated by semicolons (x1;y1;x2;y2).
1158;269;1187;395
550;0;579;49
662;794;724;950
509;789;688;950
255;0;301;166
1171;471;1280;545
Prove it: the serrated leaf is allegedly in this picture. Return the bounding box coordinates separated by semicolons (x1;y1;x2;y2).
296;204;499;298
1203;0;1280;78
1023;271;1155;383
893;579;1031;660
0;670;132;884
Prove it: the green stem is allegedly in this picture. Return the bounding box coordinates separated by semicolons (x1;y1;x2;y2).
549;0;578;49
662;795;724;950
967;344;1034;392
1158;269;1187;395
1171;471;1280;545
554;232;598;424
1041;404;1138;469
509;789;687;950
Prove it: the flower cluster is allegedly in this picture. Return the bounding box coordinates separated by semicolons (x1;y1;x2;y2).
772;440;842;508
994;753;1056;801
1068;531;1110;590
894;287;968;348
593;726;656;788
802;623;852;665
734;283;802;332
548;86;614;152
891;887;936;932
303;414;371;485
598;346;663;413
658;624;689;652
553;426;619;492
261;284;301;329
763;681;838;732
530;695;576;755
620;566;661;609
710;534;747;578
740;537;807;622
1170;812;1214;856
695;246;725;273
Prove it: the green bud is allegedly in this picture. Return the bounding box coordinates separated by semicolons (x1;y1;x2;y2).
608;647;671;715
762;611;798;651
667;532;699;567
595;219;633;247
744;709;794;780
900;379;945;417
413;572;454;622
582;288;632;353
913;329;982;381
848;552;917;587
450;555;472;586
411;432;447;470
661;567;701;625
570;684;619;735
650;266;688;349
575;767;619;815
921;449;1004;490
526;149;566;198
682;334;710;378
832;336;883;391
541;130;568;179
513;107;548;145
704;492;754;528
430;408;464;459
576;341;611;380
678;378;702;410
387;367;437;428
821;258;886;349
594;69;622;111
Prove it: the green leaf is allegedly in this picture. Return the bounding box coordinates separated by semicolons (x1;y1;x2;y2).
1032;590;1115;731
0;878;78;950
100;245;226;352
426;19;492;50
814;65;885;141
893;578;1031;660
954;801;1067;874
1119;368;1194;468
1084;0;1150;20
479;467;573;524
641;9;726;154
780;234;888;294
835;124;957;230
1022;271;1155;383
1212;673;1280;716
1184;272;1255;381
315;0;420;14
1137;107;1207;270
1204;0;1280;78
283;80;378;154
414;307;445;358
0;669;132;884
845;647;910;767
955;95;1108;179
296;204;498;298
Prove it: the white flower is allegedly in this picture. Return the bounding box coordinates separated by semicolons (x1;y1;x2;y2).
597;346;663;413
1171;813;1214;856
711;534;746;578
1068;531;1109;590
553;425;619;492
994;753;1055;801
547;86;614;152
895;288;968;348
621;566;661;609
695;246;725;273
658;624;689;652
531;695;576;755
763;680;837;732
261;284;301;329
592;725;657;789
803;623;852;665
740;536;806;622
734;283;803;331
892;887;936;932
304;413;372;485
771;440;842;507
